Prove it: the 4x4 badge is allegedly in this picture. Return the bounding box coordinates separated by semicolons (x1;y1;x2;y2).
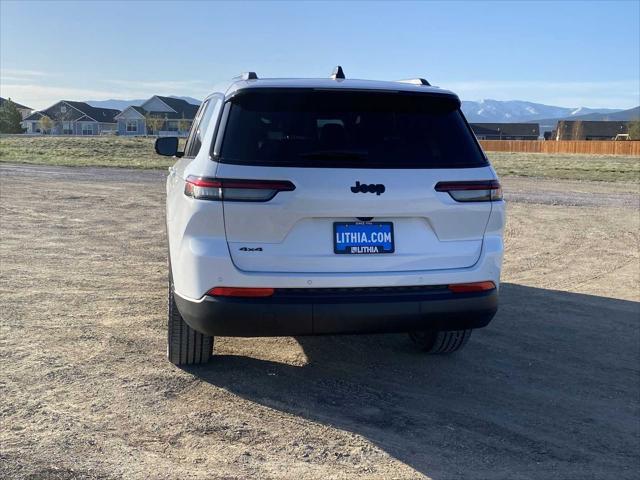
239;247;263;252
350;181;385;196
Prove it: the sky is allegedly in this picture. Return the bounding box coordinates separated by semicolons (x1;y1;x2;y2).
1;0;639;110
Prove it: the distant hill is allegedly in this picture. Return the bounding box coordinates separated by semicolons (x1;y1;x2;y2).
85;99;144;110
461;99;620;123
85;96;201;111
555;106;639;122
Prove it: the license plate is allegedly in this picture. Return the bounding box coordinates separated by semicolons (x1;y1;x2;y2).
333;222;394;254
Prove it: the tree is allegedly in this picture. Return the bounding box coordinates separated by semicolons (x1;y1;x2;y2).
628;120;640;140
0;98;25;133
145;113;165;136
39;116;54;134
178;114;190;134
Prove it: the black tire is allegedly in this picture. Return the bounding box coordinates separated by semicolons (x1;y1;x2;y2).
408;329;472;354
168;276;213;365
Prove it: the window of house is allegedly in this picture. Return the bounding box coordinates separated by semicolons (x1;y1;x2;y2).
82;123;94;135
167;121;179;132
126;120;137;132
63;121;73;135
60;105;67;113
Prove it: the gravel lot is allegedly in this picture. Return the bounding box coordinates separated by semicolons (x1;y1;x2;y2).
1;164;638;479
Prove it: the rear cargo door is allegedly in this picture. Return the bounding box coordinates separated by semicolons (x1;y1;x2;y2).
216;88;494;274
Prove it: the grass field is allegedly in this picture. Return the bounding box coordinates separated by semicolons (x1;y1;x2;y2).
0;135;638;182
488;151;640;182
0;136;168;169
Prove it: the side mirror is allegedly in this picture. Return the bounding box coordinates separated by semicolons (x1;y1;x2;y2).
155;137;183;157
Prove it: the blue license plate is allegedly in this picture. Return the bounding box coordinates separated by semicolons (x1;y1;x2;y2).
333;222;395;254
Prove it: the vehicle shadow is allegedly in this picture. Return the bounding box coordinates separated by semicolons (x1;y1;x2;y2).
186;283;639;478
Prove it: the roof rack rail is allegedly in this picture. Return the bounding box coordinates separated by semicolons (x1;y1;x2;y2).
330;65;345;80
234;72;258;81
396;78;431;86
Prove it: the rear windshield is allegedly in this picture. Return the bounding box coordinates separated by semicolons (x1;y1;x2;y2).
217;89;487;168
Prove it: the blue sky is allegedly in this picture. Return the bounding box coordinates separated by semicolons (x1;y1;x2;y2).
1;0;638;110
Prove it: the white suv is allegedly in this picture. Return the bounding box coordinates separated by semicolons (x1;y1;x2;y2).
156;67;505;365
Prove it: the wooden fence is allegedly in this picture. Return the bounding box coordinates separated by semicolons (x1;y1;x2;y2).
479;140;640;156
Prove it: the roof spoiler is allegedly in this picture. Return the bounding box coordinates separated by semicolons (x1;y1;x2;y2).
396;78;431;86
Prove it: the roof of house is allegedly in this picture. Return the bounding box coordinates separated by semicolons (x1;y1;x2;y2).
24;101;120;123
470;123;540;137
0;97;32;110
153;96;199;119
23;111;45;121
113;105;147;120
63;101;120;123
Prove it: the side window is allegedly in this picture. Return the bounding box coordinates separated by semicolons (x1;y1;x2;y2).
184;97;223;158
184;100;208;157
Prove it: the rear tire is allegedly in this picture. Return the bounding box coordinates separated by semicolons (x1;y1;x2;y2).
409;329;472;354
168;276;213;365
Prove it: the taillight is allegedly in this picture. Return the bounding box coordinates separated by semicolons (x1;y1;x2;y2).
184;177;223;200
448;281;496;293
184;176;295;202
435;180;502;202
207;287;275;297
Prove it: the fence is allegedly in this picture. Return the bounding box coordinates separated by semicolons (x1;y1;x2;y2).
479;140;640;156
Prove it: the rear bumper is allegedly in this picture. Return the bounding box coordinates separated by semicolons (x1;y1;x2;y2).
174;286;498;337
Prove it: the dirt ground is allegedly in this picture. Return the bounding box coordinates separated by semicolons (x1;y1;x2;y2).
1;164;638;479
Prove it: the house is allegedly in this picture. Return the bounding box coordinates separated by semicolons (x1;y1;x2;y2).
470;123;540;140
554;121;629;140
0;97;33;119
21;100;120;135
115;95;200;137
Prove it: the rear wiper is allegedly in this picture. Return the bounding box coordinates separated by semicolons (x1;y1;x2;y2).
299;150;368;160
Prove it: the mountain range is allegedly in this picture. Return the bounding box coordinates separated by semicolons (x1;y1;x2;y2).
531;106;640;123
460;99;638;123
86;96;639;127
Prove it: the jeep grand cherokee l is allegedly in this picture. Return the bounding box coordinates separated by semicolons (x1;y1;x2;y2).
155;67;505;365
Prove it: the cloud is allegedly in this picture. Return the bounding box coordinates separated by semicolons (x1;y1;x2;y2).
0;68;58;84
1;68;50;77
